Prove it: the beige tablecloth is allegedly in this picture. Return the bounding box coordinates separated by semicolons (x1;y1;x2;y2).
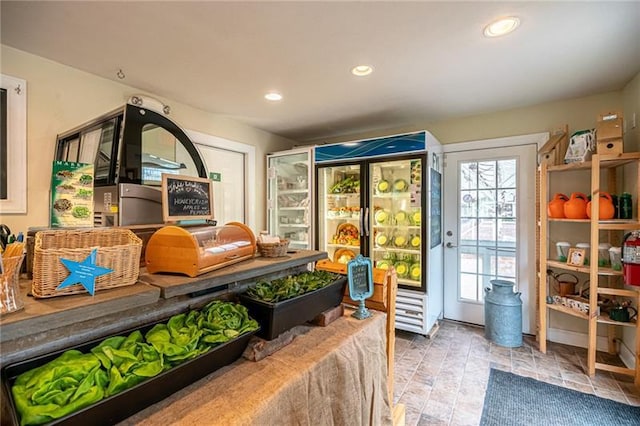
119;310;393;426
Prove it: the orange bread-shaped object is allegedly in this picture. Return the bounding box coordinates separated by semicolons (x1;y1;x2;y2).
145;222;256;277
564;192;589;219
548;193;568;218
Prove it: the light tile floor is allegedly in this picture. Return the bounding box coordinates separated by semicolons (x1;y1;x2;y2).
393;320;640;426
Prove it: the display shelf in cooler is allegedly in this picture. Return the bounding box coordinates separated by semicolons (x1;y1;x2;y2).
278;189;308;195
373;247;420;255
327;243;361;249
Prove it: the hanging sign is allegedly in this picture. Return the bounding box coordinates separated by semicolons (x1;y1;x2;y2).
50;161;94;228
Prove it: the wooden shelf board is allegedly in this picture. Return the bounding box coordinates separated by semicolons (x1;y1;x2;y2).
599;221;640;230
597;314;637;327
547;153;640;172
595;362;636;376
597;287;640;297
546;303;589;320
546;260;623;276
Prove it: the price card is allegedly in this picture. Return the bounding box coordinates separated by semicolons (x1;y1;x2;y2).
347;255;374;319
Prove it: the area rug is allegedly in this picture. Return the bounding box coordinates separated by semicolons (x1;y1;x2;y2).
480;368;640;426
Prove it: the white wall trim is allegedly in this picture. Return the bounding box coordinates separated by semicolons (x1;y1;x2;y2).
442;132;549;153
0;74;27;213
186;129;256;231
619;339;636;370
547;327;610;352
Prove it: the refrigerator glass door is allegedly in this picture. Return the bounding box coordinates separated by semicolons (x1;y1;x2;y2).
370;158;424;289
267;151;312;250
318;164;362;264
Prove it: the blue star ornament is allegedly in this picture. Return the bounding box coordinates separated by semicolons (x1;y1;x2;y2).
57;249;113;296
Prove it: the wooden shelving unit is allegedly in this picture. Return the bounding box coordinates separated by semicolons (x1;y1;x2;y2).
538;152;640;386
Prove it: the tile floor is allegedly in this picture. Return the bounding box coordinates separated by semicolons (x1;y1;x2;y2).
393;320;640;426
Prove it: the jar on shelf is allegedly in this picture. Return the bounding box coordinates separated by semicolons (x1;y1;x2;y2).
619;192;633;219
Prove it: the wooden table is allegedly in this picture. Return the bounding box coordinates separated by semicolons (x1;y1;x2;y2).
119;309;393;426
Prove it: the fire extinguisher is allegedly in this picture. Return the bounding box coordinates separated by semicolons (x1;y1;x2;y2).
622;231;640;286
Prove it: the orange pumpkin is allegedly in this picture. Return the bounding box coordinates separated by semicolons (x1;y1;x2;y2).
564;192;589;219
586;192;615;220
548;193;568;218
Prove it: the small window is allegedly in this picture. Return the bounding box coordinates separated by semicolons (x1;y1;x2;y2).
0;74;26;213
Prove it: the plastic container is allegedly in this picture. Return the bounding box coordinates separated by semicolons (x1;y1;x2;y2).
576;242;590;265
0;255;25;314
609;246;622;271
556;242;570;262
239;276;347;340
597;243;612;267
2;316;257;426
484;279;522;348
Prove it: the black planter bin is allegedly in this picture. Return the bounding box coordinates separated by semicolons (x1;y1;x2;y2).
2;318;257;426
239;276;347;341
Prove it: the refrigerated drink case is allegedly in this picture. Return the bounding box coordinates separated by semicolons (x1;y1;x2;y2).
315;131;443;335
370;159;424;289
317;164;362;265
266;148;313;250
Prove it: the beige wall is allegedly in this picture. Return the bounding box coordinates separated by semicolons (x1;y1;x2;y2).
0;45;296;234
318;91;623;146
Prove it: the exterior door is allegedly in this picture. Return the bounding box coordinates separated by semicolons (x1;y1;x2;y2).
443;144;536;333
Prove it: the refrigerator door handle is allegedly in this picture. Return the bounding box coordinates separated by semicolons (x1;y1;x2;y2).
359;208;364;236
364;207;370;236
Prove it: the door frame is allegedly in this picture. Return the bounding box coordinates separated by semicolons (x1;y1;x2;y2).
442;132;548;334
187;129;256;230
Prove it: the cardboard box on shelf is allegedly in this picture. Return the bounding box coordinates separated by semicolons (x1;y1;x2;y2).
596;111;624;142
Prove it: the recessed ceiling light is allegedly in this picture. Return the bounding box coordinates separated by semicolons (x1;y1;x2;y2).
483;16;520;37
265;92;283;101
351;65;373;77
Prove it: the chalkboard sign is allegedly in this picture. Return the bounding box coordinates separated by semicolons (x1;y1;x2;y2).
347;255;374;301
161;174;214;222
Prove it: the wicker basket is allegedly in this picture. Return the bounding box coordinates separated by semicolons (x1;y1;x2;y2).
32;229;142;298
257;239;290;258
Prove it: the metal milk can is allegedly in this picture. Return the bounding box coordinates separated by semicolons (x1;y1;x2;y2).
484;279;522;347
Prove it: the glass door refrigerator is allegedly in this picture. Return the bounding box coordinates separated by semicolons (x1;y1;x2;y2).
315;131;443;335
266;147;314;250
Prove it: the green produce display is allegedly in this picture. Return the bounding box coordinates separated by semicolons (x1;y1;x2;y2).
11;351;108;426
245;270;339;303
91;330;163;397
376;260;392;270
395;261;410;278
410;263;421;281
11;302;258;426
376;179;390;193
328;176;359;194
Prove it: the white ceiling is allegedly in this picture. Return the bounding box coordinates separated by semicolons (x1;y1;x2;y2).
2;1;639;143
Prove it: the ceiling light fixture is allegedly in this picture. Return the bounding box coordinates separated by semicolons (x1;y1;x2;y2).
351;65;373;77
483;16;520;37
265;92;283;101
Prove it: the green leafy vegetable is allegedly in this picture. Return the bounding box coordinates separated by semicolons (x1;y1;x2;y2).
11;350;107;426
245;270;340;303
11;302;259;425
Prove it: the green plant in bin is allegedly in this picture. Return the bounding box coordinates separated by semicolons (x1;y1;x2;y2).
11;301;258;426
245;270;339;303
